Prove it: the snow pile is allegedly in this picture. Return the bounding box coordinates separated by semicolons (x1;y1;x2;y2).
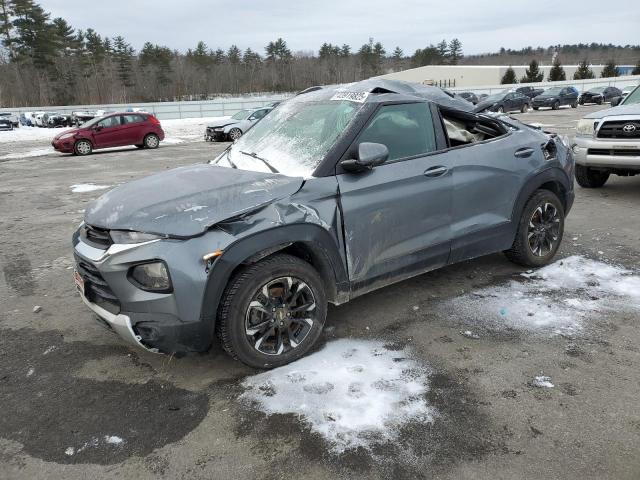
446;256;640;335
64;435;125;456
0;147;55;160
532;376;554;388
70;183;110;193
240;339;433;452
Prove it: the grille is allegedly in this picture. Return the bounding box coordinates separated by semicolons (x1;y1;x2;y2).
597;120;640;139
81;224;112;248
588;148;640;157
74;253;121;314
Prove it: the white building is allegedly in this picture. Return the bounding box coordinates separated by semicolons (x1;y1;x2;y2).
379;65;637;88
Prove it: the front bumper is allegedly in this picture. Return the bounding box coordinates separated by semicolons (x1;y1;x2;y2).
204;129;226;141
72;226;233;354
52;138;75;152
574;136;640;169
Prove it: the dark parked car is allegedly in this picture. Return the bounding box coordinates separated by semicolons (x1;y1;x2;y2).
205;107;273;142
516;86;544;99
52;112;165;155
579;86;622;105
72;79;574;368
72;110;106;126
47;113;73;128
458;92;479;104
532;86;579;110
0;116;13;131
473;90;531;113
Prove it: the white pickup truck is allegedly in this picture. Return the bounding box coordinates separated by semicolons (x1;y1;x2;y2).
573;85;640;188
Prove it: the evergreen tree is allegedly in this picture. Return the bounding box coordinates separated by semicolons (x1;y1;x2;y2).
548;57;566;81
242;48;261;65
10;0;56;68
448;38;462;65
392;46;403;60
319;42;340;59
632;59;640;75
112;35;135;88
521;59;544;82
226;44;241;64
436;39;448;63
573;59;594;79
0;0;15;58
339;44;351;57
600;59;619;77
411;45;440;67
500;66;517;84
265;38;291;62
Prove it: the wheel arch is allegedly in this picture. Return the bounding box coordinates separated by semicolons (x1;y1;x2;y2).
511;167;572;225
199;224;349;336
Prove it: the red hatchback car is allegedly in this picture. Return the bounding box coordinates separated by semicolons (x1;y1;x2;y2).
52;112;165;155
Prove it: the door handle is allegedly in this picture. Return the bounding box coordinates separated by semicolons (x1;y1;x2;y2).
424;166;448;177
514;148;534;158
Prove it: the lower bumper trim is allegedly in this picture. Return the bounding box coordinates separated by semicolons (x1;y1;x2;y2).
80;293;161;354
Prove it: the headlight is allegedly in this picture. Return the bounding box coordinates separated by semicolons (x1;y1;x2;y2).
576;119;596;136
58;133;75;140
109;230;164;244
214;128;223;132
128;261;172;292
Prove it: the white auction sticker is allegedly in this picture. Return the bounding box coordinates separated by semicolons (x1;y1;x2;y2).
330;91;370;103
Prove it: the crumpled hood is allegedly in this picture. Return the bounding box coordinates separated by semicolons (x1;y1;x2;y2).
473;100;498;112
84;164;304;237
583;103;640;119
207;117;234;128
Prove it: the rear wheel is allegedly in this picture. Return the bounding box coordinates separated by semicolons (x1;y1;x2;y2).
575;164;610;188
505;189;564;267
74;139;92;156
521;103;529;113
228;128;242;141
217;253;327;368
143;133;160;149
552;101;560;110
533;106;539;110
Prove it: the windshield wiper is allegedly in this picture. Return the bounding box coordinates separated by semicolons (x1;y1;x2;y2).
225;149;238;169
239;150;279;174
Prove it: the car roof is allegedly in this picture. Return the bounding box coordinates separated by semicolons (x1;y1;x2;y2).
298;78;474;112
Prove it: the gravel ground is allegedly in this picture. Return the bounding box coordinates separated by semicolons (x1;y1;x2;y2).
1;104;639;480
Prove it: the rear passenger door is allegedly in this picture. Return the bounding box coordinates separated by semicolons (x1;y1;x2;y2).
443;112;524;262
337;102;455;293
120;114;146;145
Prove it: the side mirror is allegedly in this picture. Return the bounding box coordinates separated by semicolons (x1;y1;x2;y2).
611;96;622;107
340;142;389;173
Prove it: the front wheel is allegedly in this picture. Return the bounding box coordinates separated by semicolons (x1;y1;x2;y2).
575;164;610;188
217;253;327;369
143;133;160;149
571;100;578;108
74;139;92;156
521;103;529;113
552;101;560;110
504;190;565;267
497;106;505;113
228;128;242;141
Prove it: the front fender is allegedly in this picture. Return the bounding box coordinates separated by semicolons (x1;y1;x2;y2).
199;223;349;335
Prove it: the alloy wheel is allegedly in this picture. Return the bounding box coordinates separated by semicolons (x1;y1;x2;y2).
145;135;159;148
229;128;242;141
245;276;317;356
527;202;560;257
76;140;91;155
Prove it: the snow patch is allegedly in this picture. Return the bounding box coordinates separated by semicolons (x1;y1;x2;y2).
240;339;433;453
445;256;640;335
533;376;554;388
0;147;54;160
104;435;124;445
70;183;110;193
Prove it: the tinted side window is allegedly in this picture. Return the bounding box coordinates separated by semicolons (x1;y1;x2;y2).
357;103;436;162
123;114;144;124
252;109;268;119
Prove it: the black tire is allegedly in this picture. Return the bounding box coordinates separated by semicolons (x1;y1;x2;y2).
521;103;529;113
217;253;327;369
228;128;242;141
135;144;145;149
504;189;565;268
73;139;92;156
143;133;160;149
575;164;610;188
571;100;578;108
552;101;560;110
533;106;539;110
497;105;505;113
596;97;603;105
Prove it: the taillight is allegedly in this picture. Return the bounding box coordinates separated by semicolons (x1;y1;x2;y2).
147;115;161;125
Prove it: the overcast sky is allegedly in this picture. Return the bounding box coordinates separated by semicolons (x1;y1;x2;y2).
41;0;640;56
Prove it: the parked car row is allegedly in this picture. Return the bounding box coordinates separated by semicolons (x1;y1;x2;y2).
0;112;19;129
461;84;638;113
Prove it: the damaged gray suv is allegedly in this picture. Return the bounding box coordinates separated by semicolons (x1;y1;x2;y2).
72;79;574;368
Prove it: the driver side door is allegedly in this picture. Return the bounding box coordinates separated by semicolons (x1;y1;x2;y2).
91;115;123;148
336;102;454;295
